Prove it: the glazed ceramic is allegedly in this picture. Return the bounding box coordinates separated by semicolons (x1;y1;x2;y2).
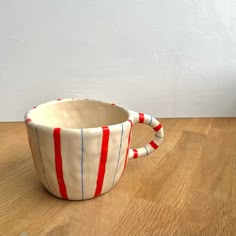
24;98;164;200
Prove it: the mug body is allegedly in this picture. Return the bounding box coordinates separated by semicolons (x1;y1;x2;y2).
25;99;133;200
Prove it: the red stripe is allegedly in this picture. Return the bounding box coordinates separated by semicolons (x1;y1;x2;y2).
94;126;110;197
149;140;159;150
139;113;145;123
57;98;62;101
154;123;162;132
25;118;32;124
33;106;37;109
111;103;116;106
123;119;133;172
133;149;138;158
53;128;68;199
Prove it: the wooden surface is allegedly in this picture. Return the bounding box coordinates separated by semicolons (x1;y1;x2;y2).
1;118;236;235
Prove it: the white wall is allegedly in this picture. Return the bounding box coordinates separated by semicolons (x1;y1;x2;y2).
1;0;236;121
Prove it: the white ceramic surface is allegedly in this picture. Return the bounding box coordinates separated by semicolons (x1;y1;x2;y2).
25;98;164;200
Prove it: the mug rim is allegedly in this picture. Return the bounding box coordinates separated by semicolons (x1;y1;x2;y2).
24;98;133;132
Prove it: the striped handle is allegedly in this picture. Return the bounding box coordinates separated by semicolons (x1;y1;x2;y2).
128;112;164;159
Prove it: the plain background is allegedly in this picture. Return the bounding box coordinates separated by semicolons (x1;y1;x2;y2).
1;0;236;121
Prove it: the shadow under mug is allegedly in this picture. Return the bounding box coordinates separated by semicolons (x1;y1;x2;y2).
25;98;164;200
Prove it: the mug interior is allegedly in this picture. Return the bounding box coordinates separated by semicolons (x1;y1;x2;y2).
29;100;129;129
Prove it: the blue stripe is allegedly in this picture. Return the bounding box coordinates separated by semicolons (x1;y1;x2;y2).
144;146;149;155
155;133;164;138
149;116;153;126
36;125;51;191
112;123;124;186
81;129;84;200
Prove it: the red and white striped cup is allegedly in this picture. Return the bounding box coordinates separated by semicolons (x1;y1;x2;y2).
25;98;164;200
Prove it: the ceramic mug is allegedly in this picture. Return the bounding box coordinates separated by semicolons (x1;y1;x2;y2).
25;98;164;200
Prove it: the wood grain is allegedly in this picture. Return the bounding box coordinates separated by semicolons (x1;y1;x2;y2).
1;119;236;235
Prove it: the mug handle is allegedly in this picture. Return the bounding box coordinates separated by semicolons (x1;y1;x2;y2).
128;112;164;159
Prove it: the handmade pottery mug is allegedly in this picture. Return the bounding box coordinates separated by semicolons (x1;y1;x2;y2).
25;98;164;200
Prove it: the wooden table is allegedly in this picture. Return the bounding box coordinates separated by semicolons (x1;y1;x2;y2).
1;118;236;235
